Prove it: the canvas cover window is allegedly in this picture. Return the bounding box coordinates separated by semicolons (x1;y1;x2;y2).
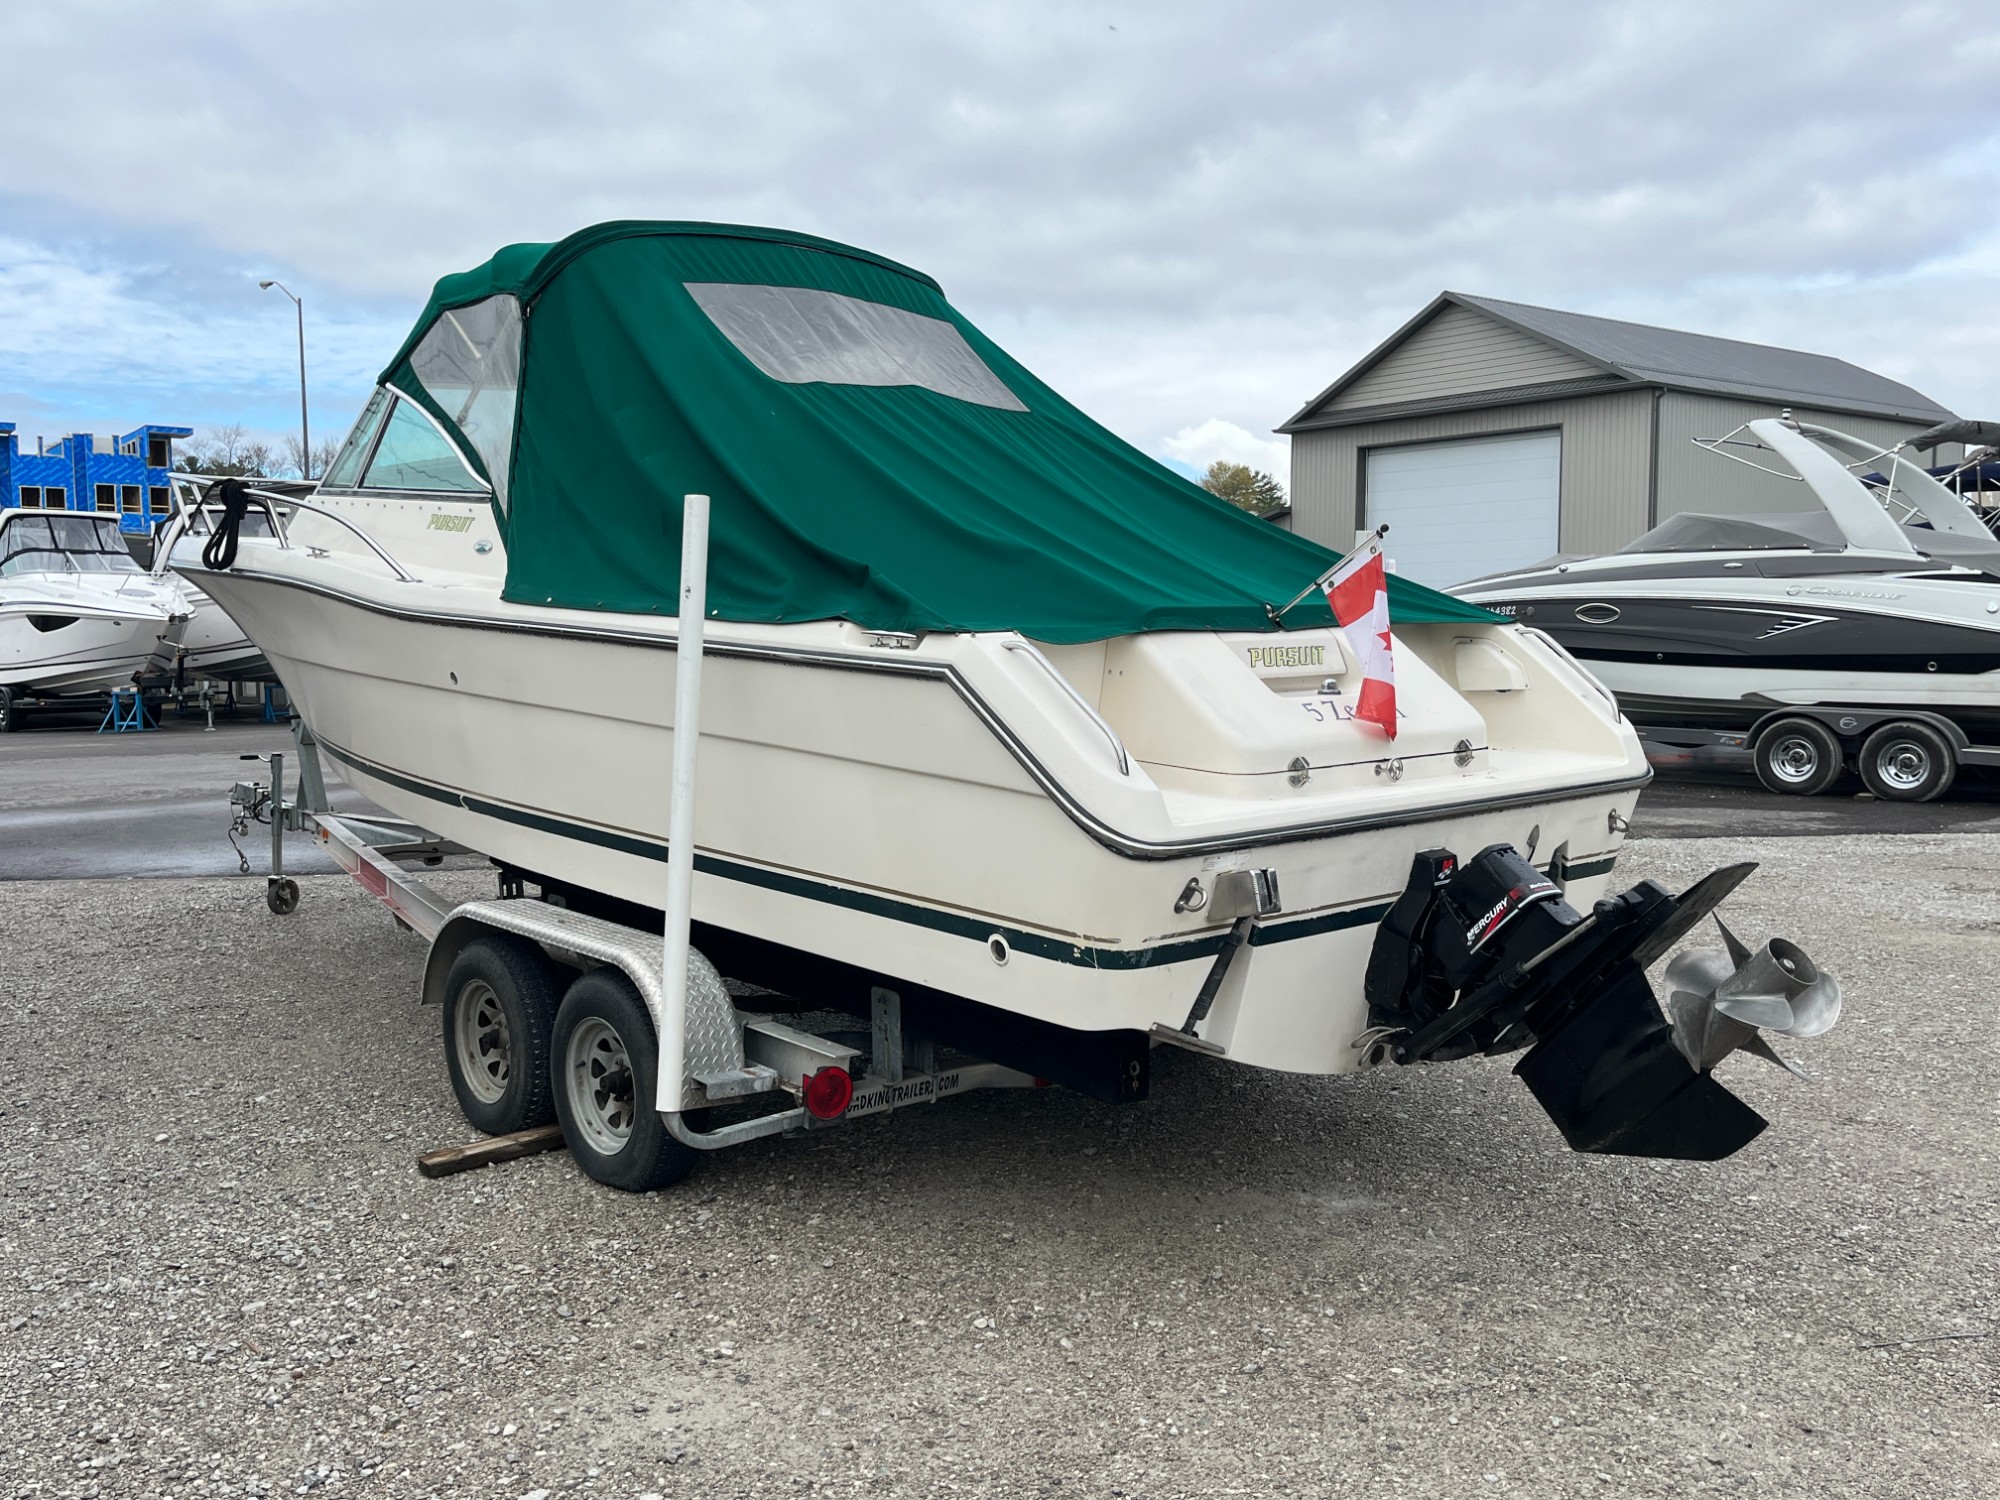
686;282;1027;412
361;399;487;493
408;294;523;506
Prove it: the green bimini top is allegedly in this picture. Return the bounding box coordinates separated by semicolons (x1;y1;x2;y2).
378;220;1495;640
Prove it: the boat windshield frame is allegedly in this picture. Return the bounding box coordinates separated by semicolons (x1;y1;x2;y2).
0;511;146;577
317;388;492;500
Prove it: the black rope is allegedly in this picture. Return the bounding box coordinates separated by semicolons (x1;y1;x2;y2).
200;478;253;570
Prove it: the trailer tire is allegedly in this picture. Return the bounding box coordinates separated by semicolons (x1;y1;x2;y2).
1858;720;1956;803
267;877;301;915
552;967;697;1193
0;686;15;733
442;934;560;1135
1752;717;1843;797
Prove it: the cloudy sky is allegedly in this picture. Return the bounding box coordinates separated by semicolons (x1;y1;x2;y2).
4;1;1998;482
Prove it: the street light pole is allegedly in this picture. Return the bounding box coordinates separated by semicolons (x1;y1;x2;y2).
259;279;310;479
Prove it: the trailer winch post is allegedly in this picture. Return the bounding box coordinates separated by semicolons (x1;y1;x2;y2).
659;492;711;1111
269;751;285;875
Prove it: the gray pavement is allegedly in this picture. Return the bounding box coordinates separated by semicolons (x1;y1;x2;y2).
0;717;379;879
1635;749;2000;839
1;836;1996;1497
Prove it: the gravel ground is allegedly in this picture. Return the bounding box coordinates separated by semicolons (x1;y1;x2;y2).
1;836;1995;1499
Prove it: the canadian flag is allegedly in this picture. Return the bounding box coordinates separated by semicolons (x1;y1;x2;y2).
1321;534;1397;737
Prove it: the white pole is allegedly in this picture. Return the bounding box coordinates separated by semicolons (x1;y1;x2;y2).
659;493;710;1111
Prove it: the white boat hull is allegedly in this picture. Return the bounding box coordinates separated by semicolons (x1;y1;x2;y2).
177;498;1648;1078
173;591;269;681
0;596;171;695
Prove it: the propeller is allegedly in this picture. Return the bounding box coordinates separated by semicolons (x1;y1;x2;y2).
1665;916;1841;1077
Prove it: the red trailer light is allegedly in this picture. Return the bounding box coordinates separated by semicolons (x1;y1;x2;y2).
802;1066;853;1120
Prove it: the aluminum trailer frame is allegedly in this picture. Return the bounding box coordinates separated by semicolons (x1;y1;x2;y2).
234;719;1041;1169
1639;706;2000;802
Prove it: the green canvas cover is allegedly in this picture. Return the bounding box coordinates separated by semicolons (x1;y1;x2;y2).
381;221;1496;640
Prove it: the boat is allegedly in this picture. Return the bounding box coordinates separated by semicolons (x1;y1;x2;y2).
130;510;276;684
1455;413;2000;800
0;508;185;725
169;586;270;683
170;221;1839;1166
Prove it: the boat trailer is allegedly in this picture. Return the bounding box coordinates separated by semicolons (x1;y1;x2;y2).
235;714;1842;1186
233;718;1044;1190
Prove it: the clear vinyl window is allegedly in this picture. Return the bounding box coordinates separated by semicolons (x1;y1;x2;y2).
407;294;523;508
685;282;1026;412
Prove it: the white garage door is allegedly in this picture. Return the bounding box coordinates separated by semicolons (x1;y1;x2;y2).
1363;430;1561;588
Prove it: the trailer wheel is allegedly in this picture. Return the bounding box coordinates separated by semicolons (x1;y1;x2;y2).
442;935;560;1135
0;687;16;733
266;877;301;915
1752;718;1843;796
552;967;697;1193
1858;721;1956;803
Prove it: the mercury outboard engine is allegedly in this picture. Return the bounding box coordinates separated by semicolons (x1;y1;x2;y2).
1364;846;1839;1161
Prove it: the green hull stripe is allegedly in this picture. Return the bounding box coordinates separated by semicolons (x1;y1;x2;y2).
318;737;1396;970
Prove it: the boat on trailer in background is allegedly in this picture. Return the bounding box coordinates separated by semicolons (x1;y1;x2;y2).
0;503;279;731
0;509;185;730
178;222;1841;1190
1455;413;2000;802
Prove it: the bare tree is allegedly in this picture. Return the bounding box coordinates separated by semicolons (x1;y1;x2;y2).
182;425;273;478
281;433;342;481
181;426;300;479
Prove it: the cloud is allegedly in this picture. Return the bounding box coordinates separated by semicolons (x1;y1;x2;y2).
0;227;405;441
1161;419;1291;489
0;0;1997;452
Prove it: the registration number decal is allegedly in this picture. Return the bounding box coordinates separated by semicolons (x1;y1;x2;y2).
1299;696;1405;723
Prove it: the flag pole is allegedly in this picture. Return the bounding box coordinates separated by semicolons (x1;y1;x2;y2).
1267;523;1388;626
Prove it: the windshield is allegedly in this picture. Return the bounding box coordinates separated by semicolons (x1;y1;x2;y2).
322;389;390;490
0;513;144;575
361;399;488;492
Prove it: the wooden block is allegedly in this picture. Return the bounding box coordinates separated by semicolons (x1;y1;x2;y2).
416;1123;567;1179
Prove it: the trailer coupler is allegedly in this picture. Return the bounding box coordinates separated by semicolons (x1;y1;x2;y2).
1364;845;1840;1161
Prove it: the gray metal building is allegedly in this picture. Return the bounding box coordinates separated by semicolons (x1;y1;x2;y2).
1278;292;1957;586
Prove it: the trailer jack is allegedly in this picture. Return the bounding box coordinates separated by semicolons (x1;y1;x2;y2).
1365;845;1840;1161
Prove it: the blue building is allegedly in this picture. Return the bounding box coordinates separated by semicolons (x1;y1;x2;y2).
0;422;194;533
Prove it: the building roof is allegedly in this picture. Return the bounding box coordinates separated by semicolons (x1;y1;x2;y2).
1280;291;1954;432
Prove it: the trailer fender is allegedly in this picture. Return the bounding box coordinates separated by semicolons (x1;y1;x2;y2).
420;900;747;1110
